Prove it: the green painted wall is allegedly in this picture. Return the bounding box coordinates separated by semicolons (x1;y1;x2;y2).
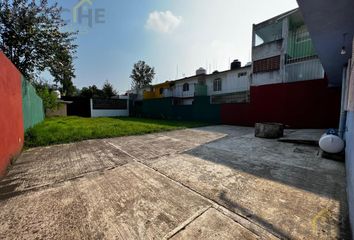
137;97;221;123
193;97;220;123
21;76;44;130
195;84;207;96
287;24;316;59
141;98;174;119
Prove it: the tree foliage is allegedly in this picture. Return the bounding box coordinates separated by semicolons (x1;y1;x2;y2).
102;80;118;98
32;80;58;111
80;80;117;99
80;85;103;99
0;0;77;96
130;61;155;90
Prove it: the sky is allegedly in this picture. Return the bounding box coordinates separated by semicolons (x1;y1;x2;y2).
57;0;299;93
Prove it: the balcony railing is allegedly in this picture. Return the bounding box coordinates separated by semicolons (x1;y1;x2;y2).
173;84;208;98
285;58;324;83
211;91;250;104
173;91;194;98
162;89;173;98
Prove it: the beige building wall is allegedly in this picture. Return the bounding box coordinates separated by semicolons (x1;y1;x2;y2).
46;103;68;117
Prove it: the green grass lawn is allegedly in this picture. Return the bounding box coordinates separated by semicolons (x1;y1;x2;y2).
25;116;207;148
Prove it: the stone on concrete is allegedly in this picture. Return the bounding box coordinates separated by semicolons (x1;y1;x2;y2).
255;123;284;139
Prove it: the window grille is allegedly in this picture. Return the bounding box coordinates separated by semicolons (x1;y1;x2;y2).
183;83;189;92
213;78;222;92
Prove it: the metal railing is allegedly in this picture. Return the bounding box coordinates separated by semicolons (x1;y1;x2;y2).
285;58;324;83
173;91;194;98
211;91;250;104
173;84;208;98
284;26;325;82
162;89;173;98
286;26;317;63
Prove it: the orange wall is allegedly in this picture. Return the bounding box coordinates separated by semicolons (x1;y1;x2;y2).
0;52;24;176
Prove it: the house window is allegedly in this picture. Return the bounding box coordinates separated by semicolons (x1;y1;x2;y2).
238;72;247;77
213;78;222;92
183;83;189;92
159;88;164;95
253;55;281;73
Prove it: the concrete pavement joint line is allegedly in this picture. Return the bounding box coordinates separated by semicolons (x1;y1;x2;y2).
106;141;280;239
1;135;184;200
142;163;278;239
162;206;212;239
211;205;282;239
0;166;120;200
105;141;141;161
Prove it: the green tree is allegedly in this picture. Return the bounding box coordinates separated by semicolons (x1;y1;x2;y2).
0;0;77;95
79;85;104;98
102;80;118;98
79;87;92;98
32;80;58;111
130;61;155;90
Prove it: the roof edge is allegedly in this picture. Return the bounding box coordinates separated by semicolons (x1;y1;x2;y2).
254;8;299;28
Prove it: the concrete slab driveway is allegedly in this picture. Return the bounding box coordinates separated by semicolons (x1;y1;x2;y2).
0;126;349;239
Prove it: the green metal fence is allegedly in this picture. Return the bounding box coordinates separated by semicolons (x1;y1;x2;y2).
21;76;44;130
136;96;221;123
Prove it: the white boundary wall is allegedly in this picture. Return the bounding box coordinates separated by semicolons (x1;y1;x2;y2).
90;97;129;118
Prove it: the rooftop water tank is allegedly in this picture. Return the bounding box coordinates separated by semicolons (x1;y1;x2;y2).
196;67;207;75
54;90;61;99
231;60;241;70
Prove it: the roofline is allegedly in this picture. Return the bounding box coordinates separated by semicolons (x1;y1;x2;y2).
172;65;252;84
57;100;73;104
147;65;252;89
151;81;173;87
254;8;299;28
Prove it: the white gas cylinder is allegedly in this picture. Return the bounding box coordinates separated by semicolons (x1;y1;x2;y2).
319;134;345;154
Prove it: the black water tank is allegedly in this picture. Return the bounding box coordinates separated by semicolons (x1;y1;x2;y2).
231;60;241;70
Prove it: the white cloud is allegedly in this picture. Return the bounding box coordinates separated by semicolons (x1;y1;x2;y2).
146;11;182;33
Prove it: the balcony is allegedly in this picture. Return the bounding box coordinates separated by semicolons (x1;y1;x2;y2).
143;91;158;100
162;89;173;98
174;84;207;98
211;91;250;104
173;91;194;98
285;58;324;83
